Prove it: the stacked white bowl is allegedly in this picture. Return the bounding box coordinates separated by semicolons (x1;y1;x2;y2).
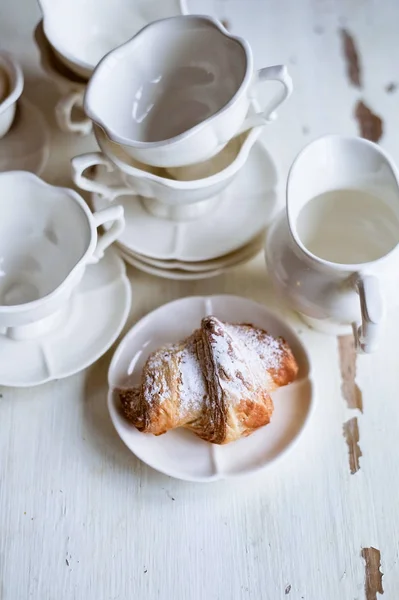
35;0;180;134
70;14;292;279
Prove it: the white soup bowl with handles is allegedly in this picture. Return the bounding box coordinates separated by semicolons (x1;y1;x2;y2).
71;122;264;221
0;171;124;340
84;15;292;168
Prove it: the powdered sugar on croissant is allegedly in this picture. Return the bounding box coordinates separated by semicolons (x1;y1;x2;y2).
118;316;298;444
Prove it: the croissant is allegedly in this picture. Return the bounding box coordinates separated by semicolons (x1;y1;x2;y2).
118;316;298;444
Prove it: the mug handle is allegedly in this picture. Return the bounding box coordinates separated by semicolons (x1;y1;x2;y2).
353;274;384;353
237;65;293;134
88;205;125;263
71;153;133;201
55;91;93;135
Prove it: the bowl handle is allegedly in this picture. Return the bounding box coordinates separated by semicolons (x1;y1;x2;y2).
55;91;92;135
237;65;293;134
353;274;384;353
88;205;125;263
71;153;133;201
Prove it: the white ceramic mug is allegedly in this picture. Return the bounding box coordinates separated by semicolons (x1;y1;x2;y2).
0;171;124;340
71;122;264;221
34;22;92;135
0;51;24;138
265;135;399;353
84;15;292;167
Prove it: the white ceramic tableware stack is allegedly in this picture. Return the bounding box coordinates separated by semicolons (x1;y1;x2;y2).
72;15;292;279
82;126;281;279
36;0;180;134
0;171;130;387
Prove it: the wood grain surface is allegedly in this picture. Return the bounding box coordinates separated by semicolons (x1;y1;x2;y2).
1;0;399;598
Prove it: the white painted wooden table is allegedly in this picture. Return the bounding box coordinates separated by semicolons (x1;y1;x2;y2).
1;1;398;598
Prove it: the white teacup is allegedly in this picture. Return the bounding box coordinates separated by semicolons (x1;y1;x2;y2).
34;23;92;135
37;0;180;79
0;171;124;340
85;15;292;168
265;135;399;353
71;121;263;220
0;51;24;138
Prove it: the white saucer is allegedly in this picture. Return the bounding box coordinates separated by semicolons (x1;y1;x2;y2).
120;231;266;272
108;295;313;481
0;249;131;387
0;98;50;175
117;244;260;280
91;140;279;261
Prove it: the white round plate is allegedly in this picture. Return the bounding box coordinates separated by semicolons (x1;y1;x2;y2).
108;295;313;482
0;98;50;175
91;140;279;261
119;230;266;272
0;249;131;387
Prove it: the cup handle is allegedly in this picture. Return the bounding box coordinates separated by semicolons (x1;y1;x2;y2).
353;274;384;353
55;91;92;135
237;65;293;134
71;153;133;201
88;205;125;263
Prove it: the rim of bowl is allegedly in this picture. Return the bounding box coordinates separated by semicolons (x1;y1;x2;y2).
85;15;254;149
0;171;98;315
0;51;24;113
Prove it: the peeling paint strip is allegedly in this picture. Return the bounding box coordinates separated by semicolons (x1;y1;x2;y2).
338;336;363;412
355;100;384;142
361;547;384;600
343;417;362;474
340;28;362;87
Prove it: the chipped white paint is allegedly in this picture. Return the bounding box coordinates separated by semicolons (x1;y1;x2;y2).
1;0;399;598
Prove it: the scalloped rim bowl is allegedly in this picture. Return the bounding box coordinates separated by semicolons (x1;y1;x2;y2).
37;0;183;79
84;15;257;166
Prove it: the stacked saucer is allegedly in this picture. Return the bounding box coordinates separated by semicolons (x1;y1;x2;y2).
87;133;280;279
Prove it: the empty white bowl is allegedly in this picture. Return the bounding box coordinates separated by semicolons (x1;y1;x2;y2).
85;15;292;167
0;52;24;138
37;0;181;79
0;171;124;339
